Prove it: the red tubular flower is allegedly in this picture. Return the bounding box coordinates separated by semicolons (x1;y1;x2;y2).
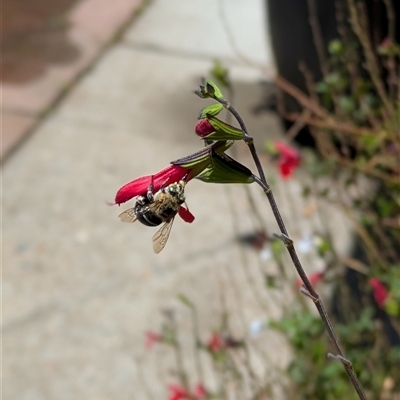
168;384;190;400
114;164;196;224
115;165;190;205
274;142;301;179
195;119;215;137
369;278;389;308
145;330;162;350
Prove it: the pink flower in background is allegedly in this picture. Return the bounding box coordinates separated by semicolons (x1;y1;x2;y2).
145;330;163;350
168;384;190;400
368;278;389;307
274;142;301;178
193;383;207;399
296;272;325;289
167;383;208;400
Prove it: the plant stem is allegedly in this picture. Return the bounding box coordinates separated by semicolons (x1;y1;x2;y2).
188;304;205;383
218;98;367;400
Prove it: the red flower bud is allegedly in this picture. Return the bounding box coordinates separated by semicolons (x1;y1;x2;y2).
195;119;215;137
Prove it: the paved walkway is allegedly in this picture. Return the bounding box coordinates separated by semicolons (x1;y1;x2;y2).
3;1;351;399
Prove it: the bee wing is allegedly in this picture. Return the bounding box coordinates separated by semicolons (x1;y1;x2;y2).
118;208;138;223
152;218;175;254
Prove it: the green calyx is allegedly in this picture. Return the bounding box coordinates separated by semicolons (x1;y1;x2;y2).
171;141;234;173
196;151;254;184
203;115;245;141
199;103;224;119
195;80;224;101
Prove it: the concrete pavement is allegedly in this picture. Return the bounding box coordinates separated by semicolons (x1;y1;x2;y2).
3;1;352;399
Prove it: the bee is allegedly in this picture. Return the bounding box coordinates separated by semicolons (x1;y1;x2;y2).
118;180;186;253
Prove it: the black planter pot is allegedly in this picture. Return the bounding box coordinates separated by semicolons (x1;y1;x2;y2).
265;0;400;147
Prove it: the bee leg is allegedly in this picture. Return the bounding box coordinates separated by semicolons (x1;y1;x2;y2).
146;176;155;202
182;172;190;183
136;195;147;206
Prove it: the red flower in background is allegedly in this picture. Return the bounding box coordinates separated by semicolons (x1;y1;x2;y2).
368;278;389;308
193;383;207;399
168;384;190;400
274;142;301;179
167;383;208;400
296;272;325;289
145;330;163;350
207;333;224;352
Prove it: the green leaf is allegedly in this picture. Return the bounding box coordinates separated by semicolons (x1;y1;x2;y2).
210;60;231;88
328;39;344;55
265;140;279;155
360;133;382;154
265;275;278;288
177;294;193;308
302;186;311;198
288;360;308;384
205;80;224;100
385;298;400;316
271;239;284;265
324;72;347;90
196;152;254;184
388;346;400;364
339;96;355;113
194;80;224;100
316;236;332;257
315;81;329;94
199;103;224;119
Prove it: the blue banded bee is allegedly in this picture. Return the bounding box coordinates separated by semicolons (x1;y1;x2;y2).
118;180;186;253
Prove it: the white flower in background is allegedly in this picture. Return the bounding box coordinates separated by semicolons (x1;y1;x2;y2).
249;319;267;337
297;234;315;254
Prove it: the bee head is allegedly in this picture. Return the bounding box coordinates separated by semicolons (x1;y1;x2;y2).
166;180;186;201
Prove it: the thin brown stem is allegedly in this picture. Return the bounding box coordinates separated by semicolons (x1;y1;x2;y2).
382;0;398;101
306;0;329;77
346;0;394;118
275;75;328;119
219;100;367;400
